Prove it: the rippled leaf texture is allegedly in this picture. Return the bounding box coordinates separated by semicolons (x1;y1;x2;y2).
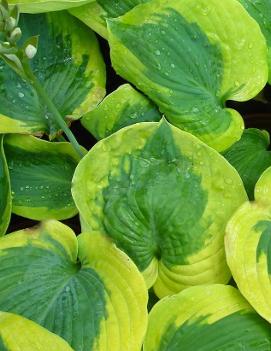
223;129;271;200
0;312;73;350
0;220;148;351
82;84;161;139
0;136;11;236
9;0;95;13
107;0;268;151
226;166;271;323
239;0;271;83
0;12;105;138
144;285;271;351
72;120;247;298
70;0;147;39
4;134;81;221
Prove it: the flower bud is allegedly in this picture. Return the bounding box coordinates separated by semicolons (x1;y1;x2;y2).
5;16;16;32
9;26;21;43
25;44;37;59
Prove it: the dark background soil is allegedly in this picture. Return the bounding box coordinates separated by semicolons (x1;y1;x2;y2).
7;36;271;234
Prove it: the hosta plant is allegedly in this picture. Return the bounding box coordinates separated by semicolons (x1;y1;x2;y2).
226;166;271;323
0;312;73;350
72;120;247;297
0;220;148;350
1;0;271;349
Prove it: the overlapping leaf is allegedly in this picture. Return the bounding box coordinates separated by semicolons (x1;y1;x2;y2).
223;128;271;199
9;0;95;14
82;83;161;139
107;0;268;151
226;166;271;323
239;0;271;83
0;136;11;236
0;11;105;138
4;134;81;220
69;0;146;39
144;285;271;351
72;120;247;298
0;312;73;350
0;220;148;351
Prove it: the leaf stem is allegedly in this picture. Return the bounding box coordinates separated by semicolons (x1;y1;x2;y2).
24;62;84;158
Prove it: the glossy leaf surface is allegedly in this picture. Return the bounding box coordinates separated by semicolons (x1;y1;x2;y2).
107;0;268;151
223;128;271;200
144;285;271;351
0;12;105;138
0;220;148;351
73;120;247;297
0;312;73;351
82;84;161;139
226;166;271;324
239;0;271;83
4;134;81;220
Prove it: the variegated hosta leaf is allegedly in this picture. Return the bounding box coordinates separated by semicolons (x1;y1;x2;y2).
107;0;268;152
0;312;73;350
144;285;271;351
69;2;108;39
4;134;81;220
223;128;271;200
9;0;95;14
0;220;148;351
82;83;161;139
72;120;247;298
0;12;105;138
226;166;271;323
0;136;11;236
69;0;147;39
239;0;271;83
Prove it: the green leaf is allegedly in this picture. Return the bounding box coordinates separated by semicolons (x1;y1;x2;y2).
144;285;271;351
238;0;271;83
4;134;81;220
107;0;268;151
96;0;148;17
223;128;271;200
0;311;73;350
72;120;247;298
0;12;105;138
0;220;148;351
226;166;271;324
82;83;161;139
69;2;108;39
8;0;95;13
0;135;11;236
69;0;147;39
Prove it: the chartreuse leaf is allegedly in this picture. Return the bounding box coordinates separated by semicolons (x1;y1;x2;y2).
82;84;161;139
0;136;11;236
238;0;271;83
225;166;271;323
8;0;95;14
69;2;108;39
107;0;268;152
4;134;81;221
144;285;271;351
0;12;105;138
223;128;271;200
0;312;73;350
0;220;148;351
69;0;147;39
72;120;247;298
